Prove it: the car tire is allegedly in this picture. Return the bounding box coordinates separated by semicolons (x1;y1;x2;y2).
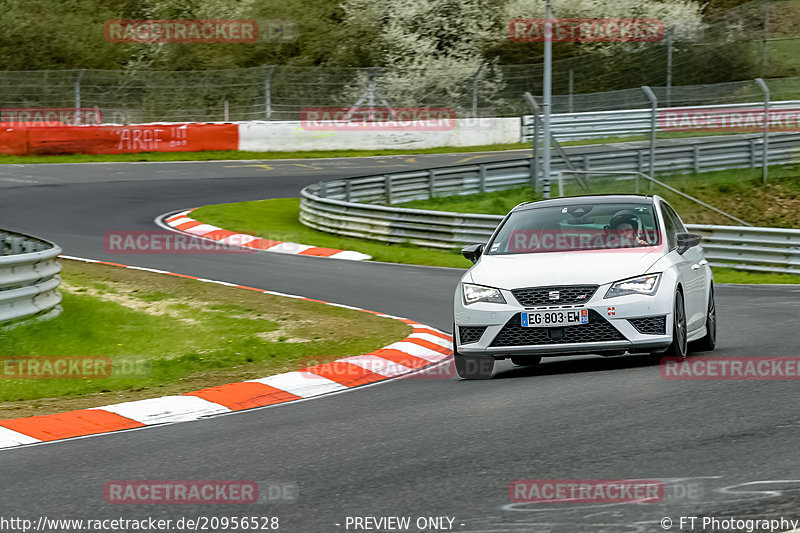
691;284;716;352
649;290;687;363
453;354;494;379
511;356;542;367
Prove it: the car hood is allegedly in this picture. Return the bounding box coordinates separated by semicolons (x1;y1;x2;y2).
469;248;664;288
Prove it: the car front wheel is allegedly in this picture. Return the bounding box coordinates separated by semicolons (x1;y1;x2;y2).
649;290;687;363
692;284;716;352
454;354;494;379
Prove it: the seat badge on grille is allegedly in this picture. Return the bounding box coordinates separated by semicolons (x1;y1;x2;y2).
548;291;560;300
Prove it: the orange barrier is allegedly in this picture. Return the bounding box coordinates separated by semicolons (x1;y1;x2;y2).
0;124;238;155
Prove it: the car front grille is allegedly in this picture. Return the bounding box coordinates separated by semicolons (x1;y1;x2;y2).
490;310;625;347
459;326;487;345
628;316;667;335
511;285;598;307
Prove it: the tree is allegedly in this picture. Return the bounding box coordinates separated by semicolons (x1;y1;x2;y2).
339;0;507;112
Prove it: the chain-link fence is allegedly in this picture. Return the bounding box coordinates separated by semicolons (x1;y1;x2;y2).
0;0;797;123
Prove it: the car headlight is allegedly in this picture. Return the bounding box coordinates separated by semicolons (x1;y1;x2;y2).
605;273;661;298
462;283;506;305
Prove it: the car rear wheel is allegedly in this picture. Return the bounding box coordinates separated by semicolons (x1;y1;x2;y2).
649;290;687;363
511;356;542;367
691;284;716;352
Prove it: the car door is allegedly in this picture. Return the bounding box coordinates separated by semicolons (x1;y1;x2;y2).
662;202;707;331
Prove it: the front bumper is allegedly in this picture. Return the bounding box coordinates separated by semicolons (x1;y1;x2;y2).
454;282;673;357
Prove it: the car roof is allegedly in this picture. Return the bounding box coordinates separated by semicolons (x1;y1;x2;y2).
513;194;656;212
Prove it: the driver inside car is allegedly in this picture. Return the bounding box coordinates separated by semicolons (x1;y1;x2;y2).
608;211;650;247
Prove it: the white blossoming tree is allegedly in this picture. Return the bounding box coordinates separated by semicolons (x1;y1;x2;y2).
339;0;507;113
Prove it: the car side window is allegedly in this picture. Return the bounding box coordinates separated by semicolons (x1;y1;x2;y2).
661;203;678;250
662;204;686;233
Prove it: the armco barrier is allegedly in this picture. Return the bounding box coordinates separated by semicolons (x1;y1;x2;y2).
523;101;800;141
300;140;800;274
0;124;238;155
0;231;63;326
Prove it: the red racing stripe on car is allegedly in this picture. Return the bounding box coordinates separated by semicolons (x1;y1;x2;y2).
185;382;302;411
0;410;145;441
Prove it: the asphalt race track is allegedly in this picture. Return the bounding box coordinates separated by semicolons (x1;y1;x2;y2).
1;146;799;533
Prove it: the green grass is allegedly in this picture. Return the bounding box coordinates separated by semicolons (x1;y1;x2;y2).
0;143;531;164
191;198;472;268
0;260;410;418
711;267;800;284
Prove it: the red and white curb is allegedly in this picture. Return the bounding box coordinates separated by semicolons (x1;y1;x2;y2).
0;256;451;449
160;209;371;261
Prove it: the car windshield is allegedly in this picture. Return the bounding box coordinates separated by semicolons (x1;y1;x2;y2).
487;202;661;255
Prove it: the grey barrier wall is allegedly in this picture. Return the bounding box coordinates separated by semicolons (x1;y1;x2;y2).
0;231;63;327
300;135;800;274
522;101;800;141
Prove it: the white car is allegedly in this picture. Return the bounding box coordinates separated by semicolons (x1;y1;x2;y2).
453;194;716;379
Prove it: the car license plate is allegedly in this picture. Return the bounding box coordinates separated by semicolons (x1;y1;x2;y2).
522;309;589;327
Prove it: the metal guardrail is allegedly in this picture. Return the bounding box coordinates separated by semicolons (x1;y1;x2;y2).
0;230;63;327
687;225;800;275
300;135;800;274
522;101;800;140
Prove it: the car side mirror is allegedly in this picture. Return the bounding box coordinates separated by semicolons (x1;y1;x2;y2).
676;232;702;254
462;244;483;263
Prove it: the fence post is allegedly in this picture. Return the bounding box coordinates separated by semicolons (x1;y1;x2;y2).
750;139;757;168
345;180;352;202
74;69;86;125
265;66;275;120
761;1;770;76
642;86;658;191
755;77;770;184
568;68;574;113
429;170;436;199
693;145;701;174
523;92;540;194
385;175;393;205
224;100;229;122
479;164;487;193
472;64;483;118
666;27;674;107
543;174;550;199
